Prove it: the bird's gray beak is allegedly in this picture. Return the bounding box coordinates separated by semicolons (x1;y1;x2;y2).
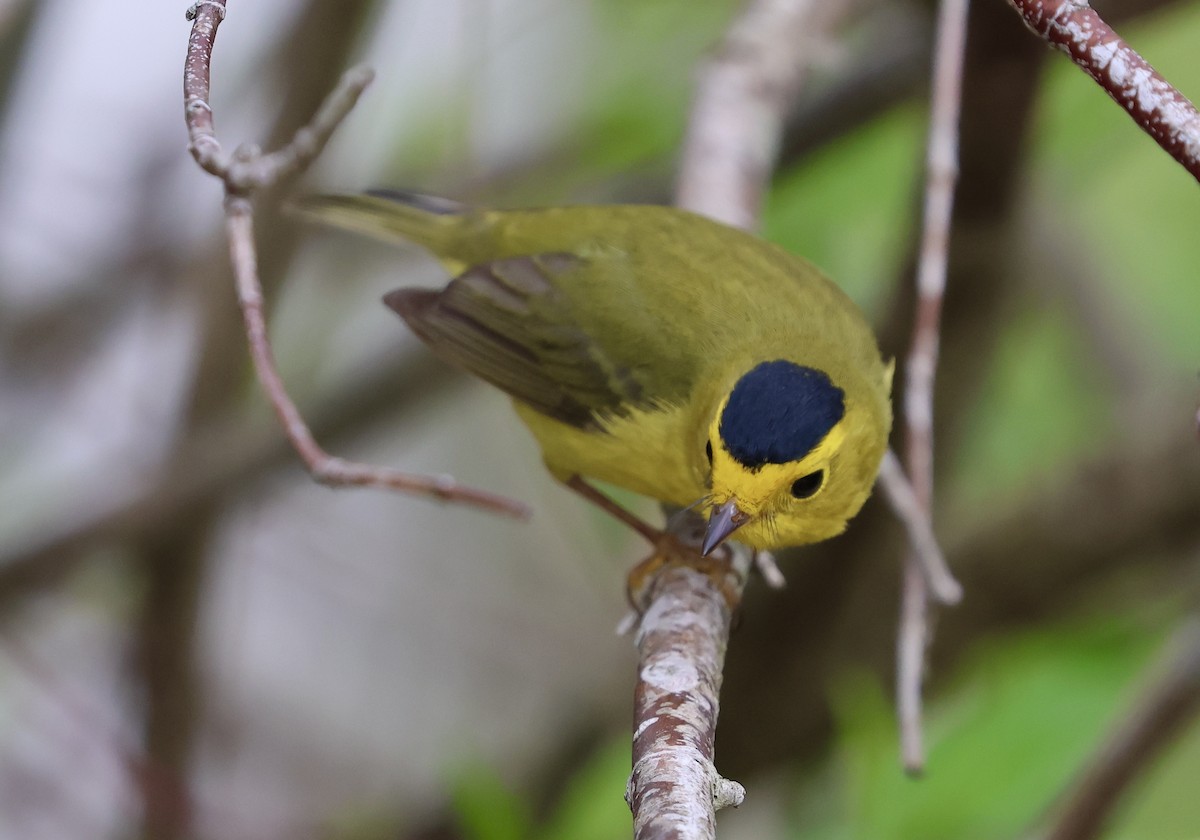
702;499;750;556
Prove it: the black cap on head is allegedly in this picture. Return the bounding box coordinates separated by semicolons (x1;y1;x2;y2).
719;360;845;470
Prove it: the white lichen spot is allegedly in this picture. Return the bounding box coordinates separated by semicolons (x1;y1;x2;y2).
1092;40;1119;75
1130;67;1156;111
1060;17;1091;51
634;716;659;740
641;654;701;692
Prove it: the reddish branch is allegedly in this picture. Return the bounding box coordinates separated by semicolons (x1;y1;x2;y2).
1005;0;1200;183
182;1;527;518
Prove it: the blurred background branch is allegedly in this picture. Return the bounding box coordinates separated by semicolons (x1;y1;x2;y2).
895;0;970;775
1042;619;1200;840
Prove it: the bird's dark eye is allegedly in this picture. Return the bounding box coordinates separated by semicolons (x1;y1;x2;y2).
790;470;824;499
705;440;713;465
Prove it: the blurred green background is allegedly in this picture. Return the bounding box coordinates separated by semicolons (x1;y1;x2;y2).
0;0;1197;838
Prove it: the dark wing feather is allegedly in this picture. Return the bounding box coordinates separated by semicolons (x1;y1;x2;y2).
384;253;640;429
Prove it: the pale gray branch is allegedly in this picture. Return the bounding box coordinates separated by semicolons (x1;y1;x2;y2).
897;0;971;774
627;554;750;839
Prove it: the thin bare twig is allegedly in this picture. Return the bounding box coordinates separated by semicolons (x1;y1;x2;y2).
876;451;961;605
1005;0;1200;184
897;0;971;775
224;204;526;513
182;1;527;518
0;628;151;796
182;0;227;177
1043;620;1200;840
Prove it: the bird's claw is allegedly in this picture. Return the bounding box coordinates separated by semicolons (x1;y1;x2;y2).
624;533;745;617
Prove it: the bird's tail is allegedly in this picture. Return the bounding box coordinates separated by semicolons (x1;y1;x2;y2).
292;189;472;265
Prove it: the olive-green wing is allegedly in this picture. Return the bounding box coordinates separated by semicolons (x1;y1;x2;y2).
386;252;657;429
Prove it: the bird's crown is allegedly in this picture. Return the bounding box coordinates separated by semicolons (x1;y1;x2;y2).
718;360;845;470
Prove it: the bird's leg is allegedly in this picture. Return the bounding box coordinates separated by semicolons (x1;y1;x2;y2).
563;476;685;607
563;476;739;613
563;475;664;545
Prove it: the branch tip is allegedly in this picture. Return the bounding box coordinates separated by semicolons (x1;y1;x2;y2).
752;549;787;590
185;0;225;22
877;450;961;606
343;64;376;88
713;777;746;810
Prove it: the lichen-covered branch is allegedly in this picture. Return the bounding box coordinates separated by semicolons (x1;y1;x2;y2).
1004;0;1200;183
627;558;747;839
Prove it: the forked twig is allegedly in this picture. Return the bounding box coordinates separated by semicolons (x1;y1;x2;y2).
897;0;970;775
876;451;961;606
1004;0;1200;184
182;0;528;519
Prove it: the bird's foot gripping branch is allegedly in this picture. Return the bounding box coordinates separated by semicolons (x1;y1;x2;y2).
625;526;747;618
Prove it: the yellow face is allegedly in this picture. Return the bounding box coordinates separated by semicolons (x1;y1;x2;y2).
701;394;875;552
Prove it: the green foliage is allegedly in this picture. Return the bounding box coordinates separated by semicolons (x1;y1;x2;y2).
562;0;740;187
1108;697;1200;840
453;739;631;840
452;764;534;840
539;738;633;840
568;82;688;178
949;302;1111;510
794;617;1174;840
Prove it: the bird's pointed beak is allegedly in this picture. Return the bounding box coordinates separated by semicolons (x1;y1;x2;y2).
702;499;751;556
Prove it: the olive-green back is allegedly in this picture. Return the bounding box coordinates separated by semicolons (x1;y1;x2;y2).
299;194;887;429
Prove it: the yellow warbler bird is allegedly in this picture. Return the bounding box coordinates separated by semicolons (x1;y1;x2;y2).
299;191;892;555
